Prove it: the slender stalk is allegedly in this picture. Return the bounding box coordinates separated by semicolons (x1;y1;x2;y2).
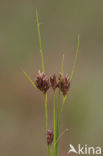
23;71;37;89
44;94;50;156
48;146;50;156
58;54;66;125
55;89;60;156
55;95;67;155
59;95;67;128
55;54;65;156
44;94;48;132
36;9;45;72
53;92;56;154
50;146;53;156
59;35;80;124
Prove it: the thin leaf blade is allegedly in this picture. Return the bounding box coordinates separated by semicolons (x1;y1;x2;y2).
24;71;37;89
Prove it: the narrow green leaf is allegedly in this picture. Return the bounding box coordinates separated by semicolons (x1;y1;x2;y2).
24;71;37;89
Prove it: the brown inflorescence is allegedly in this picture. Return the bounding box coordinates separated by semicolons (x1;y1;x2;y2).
35;70;50;94
58;73;70;95
50;74;59;91
47;130;54;145
35;71;70;95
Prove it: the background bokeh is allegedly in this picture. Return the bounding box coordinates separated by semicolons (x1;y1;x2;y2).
0;0;103;155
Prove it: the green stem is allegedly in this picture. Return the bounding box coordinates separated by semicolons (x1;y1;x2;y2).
44;94;50;156
44;94;48;132
59;95;67;122
55;89;60;156
44;94;48;131
55;95;67;156
50;146;52;156
48;146;50;156
53;92;56;154
40;49;45;73
57;96;67;139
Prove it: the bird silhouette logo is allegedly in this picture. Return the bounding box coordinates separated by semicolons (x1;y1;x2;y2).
68;144;78;154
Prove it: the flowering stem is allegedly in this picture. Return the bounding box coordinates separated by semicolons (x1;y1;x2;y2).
53;92;56;154
48;146;50;156
55;54;64;156
44;94;50;156
56;96;67;138
44;94;48;131
60;95;67;122
58;54;66;125
50;146;53;156
55;89;60;156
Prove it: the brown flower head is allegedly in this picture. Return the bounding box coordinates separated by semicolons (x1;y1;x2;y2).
47;129;54;145
50;74;59;91
35;70;50;94
58;73;70;95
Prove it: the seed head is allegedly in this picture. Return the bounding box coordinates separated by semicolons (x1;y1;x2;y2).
47;130;54;145
58;73;70;95
35;70;50;94
50;74;59;91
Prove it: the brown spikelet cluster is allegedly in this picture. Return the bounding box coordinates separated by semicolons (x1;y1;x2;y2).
35;70;50;94
47;130;54;145
35;70;70;95
58;73;70;95
50;74;59;90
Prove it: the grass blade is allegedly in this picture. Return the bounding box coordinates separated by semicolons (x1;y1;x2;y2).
24;71;37;89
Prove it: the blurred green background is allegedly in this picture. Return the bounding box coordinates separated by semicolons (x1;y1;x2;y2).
0;0;103;155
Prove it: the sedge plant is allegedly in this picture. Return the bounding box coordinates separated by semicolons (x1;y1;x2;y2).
23;9;80;156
